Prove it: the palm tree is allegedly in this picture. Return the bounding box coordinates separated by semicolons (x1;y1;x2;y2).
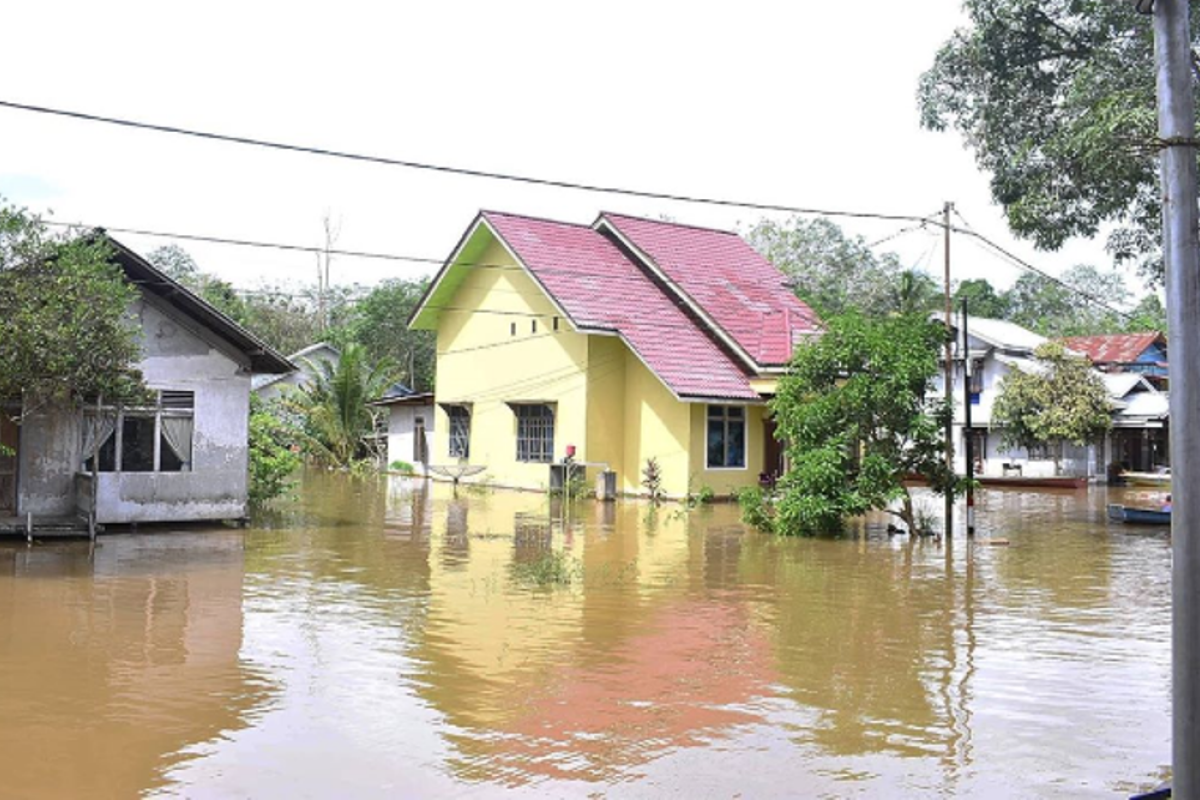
291;343;396;467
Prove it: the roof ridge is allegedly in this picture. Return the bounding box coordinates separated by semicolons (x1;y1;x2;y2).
597;211;740;237
481;209;594;231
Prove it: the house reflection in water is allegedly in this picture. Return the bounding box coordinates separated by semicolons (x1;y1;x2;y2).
412;496;781;785
0;532;273;798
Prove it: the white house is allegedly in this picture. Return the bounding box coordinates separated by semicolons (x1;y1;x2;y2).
934;316;1167;480
251;342;340;402
4;234;293;527
371;387;435;474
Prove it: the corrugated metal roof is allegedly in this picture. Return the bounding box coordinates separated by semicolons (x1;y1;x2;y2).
1059;332;1164;365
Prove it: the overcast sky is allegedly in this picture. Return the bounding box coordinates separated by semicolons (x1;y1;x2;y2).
0;1;1130;296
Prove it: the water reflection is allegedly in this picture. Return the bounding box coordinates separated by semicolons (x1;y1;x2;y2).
0;532;272;800
0;474;1173;798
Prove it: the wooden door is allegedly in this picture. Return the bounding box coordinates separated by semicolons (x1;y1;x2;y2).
763;416;784;482
0;415;17;515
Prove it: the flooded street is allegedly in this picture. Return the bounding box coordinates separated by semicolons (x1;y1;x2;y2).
0;474;1172;798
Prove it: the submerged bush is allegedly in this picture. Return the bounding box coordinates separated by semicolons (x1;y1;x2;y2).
510;550;582;589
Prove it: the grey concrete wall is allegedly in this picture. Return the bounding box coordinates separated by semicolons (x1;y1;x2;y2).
18;296;256;524
17;403;80;516
94;298;251;524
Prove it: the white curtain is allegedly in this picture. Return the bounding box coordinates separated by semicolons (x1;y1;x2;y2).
160;416;194;470
81;413;116;468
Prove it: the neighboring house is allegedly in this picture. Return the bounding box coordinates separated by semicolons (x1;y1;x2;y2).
1058;332;1168;384
371;383;435;474
935;316;1168;479
1103;372;1170;474
409;210;819;498
251;342;340;401
3;234;293;525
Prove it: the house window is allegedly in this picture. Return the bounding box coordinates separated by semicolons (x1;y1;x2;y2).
707;405;746;469
446;405;471;459
514;404;554;463
83;390;195;473
1027;442;1051;460
531;319;538;334
969;358;985;398
553;316;560;332
510;322;517;336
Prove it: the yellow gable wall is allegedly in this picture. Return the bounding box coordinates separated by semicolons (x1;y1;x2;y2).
435;237;588;490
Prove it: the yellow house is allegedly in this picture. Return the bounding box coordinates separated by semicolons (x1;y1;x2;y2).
409;211;820;498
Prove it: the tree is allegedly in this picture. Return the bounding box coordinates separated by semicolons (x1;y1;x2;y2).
744;216;916;318
991;342;1112;474
0;200;144;408
954;278;1010;319
752;312;955;536
918;1;1178;282
248;394;301;504
289;343;396;467
894;270;942;315
147;244;200;284
347;279;435;391
1125;293;1167;333
1006;265;1130;336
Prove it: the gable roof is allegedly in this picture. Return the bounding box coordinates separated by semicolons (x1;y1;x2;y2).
1058;332;1165;365
480;212;759;400
595;213;821;367
251;342;339;390
951;316;1049;354
102;233;294;374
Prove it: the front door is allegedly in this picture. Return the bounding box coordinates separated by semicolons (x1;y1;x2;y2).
763;416;784;482
0;414;18;515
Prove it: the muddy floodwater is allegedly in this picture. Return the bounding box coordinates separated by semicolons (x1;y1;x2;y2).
0;474;1174;798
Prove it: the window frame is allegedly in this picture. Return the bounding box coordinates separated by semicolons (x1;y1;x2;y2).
706;404;747;470
513;403;555;464
445;404;471;459
83;390;195;474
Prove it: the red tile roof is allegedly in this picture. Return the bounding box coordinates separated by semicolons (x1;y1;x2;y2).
1058;332;1165;365
481;212;761;400
597;213;821;366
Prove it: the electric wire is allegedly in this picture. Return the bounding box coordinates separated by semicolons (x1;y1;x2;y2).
1;98;936;225
949;208;1134;321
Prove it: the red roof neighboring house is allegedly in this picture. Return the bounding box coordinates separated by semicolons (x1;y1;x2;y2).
415;211;818;401
1058;332;1166;368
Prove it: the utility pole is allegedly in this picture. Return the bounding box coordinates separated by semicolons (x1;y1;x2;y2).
943;201;954;539
961;299;975;537
1144;0;1200;794
1134;0;1200;793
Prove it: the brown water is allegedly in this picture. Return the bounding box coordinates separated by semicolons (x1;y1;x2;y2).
0;474;1172;798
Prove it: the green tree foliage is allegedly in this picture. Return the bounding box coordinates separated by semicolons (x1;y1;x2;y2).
991;342;1112;473
1126;293;1167;332
755;312;955;535
918;1;1178;282
289;343;396;467
346;279;435;391
0;201;144;406
1006;265;1131;336
745;217;936;317
954;278;1011;319
248;394;301;504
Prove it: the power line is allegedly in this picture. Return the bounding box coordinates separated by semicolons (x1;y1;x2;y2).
949;210;1134;321
42;220;443;266
1;98;934;225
